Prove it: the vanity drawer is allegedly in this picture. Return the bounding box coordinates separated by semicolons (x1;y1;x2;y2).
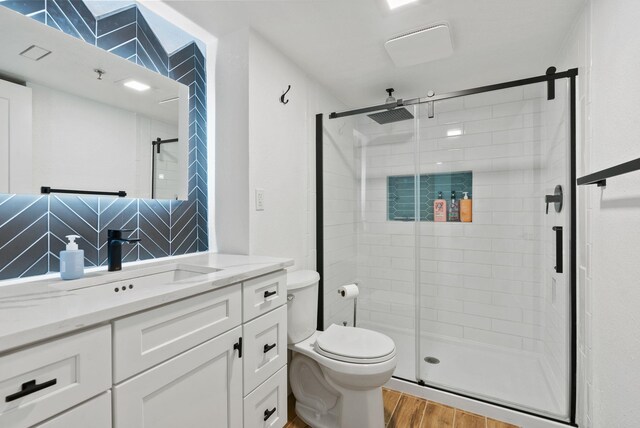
243;366;287;428
113;284;241;383
33;392;111;428
243;305;287;394
0;325;111;428
243;270;286;321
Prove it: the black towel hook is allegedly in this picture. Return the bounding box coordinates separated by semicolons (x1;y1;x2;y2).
280;85;291;105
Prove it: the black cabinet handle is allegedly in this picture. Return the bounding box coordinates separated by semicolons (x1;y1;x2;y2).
263;290;277;299
263;407;277;421
263;343;276;354
233;337;243;358
6;379;57;402
552;226;563;273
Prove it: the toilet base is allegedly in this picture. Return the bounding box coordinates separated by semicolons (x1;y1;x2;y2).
289;351;388;428
295;402;338;428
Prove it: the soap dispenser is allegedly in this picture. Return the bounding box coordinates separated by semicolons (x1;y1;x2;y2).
60;235;84;280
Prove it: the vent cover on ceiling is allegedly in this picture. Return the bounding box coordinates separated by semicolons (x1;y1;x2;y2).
385;23;453;67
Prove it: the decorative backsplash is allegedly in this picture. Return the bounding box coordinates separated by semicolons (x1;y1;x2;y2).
387;172;472;221
0;1;208;280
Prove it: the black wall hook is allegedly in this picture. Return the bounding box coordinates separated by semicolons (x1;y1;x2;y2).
280;85;291;104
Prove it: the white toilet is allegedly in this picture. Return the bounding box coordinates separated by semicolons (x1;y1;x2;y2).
287;270;397;428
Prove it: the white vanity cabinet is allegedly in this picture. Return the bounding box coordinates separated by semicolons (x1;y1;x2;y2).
0;267;289;428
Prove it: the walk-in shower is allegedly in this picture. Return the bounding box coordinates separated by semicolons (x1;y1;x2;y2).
316;68;577;424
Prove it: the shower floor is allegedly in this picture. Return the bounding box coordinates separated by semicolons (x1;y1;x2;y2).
360;322;567;420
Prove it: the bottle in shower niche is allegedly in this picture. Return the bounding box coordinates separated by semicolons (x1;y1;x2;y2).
448;190;460;222
460;191;472;222
434;191;447;222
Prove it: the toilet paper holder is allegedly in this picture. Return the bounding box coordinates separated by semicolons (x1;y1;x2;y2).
338;283;358;328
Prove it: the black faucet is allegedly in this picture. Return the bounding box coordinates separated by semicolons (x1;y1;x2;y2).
107;229;141;271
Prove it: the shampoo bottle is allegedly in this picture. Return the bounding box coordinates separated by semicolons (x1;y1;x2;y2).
448;191;460;222
460;192;472;222
60;235;84;280
434;191;447;222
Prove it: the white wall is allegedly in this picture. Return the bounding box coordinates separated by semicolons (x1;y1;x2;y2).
247;31;310;268
216;28;347;271
557;1;640;426
215;29;250;255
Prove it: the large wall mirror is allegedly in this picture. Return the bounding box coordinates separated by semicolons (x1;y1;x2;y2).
0;7;189;200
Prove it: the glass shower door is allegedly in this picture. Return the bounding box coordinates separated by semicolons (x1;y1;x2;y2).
322;105;420;381
415;82;571;420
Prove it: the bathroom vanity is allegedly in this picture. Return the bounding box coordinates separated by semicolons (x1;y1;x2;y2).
0;253;292;428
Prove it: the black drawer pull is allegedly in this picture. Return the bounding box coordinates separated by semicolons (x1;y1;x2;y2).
263;290;277;299
264;407;277;421
6;379;57;402
233;337;243;358
263;343;276;354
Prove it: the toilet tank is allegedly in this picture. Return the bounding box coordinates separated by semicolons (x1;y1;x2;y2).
286;270;320;344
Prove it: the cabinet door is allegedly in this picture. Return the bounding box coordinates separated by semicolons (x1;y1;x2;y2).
114;326;243;428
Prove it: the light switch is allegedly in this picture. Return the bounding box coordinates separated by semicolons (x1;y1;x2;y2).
255;188;264;211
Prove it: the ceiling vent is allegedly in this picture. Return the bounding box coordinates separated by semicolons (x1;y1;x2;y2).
19;45;52;61
385;23;453;67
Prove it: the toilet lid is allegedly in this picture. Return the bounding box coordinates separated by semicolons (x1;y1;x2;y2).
315;324;395;364
287;270;320;291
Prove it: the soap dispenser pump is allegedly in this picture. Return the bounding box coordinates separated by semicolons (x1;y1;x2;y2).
60;235;84;280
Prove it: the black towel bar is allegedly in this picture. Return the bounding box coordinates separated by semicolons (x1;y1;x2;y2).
577;157;640;187
41;187;126;197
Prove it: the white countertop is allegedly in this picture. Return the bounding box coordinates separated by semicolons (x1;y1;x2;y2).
0;252;293;354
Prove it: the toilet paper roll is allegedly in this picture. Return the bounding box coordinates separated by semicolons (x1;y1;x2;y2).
337;283;359;299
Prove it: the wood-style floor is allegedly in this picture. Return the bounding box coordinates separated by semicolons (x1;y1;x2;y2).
284;388;520;428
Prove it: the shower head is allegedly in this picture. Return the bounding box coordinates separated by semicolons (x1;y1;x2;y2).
367;88;415;124
367;108;414;124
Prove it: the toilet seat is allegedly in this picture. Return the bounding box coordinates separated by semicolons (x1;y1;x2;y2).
315;324;396;364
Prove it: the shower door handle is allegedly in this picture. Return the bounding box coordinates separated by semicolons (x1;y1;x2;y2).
552;226;563;273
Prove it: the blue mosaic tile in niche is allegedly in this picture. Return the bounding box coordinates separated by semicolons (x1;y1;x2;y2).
388;172;473;221
0;1;208;281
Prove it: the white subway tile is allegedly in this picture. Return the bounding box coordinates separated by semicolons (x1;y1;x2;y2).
492;319;544;339
438;310;492;329
464;327;523;349
463;301;523;322
438;261;492;277
420;319;464;338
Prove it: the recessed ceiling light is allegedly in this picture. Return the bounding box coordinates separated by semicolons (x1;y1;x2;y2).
436;161;443;165
387;0;418;10
123;80;150;92
447;129;463;137
19;45;51;61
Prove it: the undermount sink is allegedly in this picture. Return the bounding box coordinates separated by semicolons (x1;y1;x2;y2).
50;264;221;296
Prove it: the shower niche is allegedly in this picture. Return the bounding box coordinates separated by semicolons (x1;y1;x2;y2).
387;171;473;222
